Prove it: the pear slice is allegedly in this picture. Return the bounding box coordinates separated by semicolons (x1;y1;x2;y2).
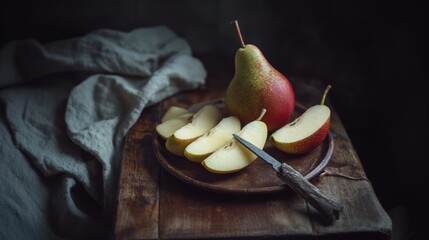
270;85;332;154
184;116;241;163
166;105;221;156
156;113;193;140
161;106;189;122
201;109;267;174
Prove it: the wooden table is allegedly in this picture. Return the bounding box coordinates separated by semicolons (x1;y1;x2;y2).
113;80;392;239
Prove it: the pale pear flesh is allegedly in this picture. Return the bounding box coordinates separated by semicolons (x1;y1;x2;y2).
156;113;193;140
201;120;267;174
166;105;221;156
271;105;330;143
184;116;241;163
161;106;188;122
270;105;330;154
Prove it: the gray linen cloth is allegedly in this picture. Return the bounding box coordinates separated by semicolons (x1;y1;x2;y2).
0;26;206;239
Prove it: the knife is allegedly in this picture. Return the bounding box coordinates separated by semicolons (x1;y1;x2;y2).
233;134;343;224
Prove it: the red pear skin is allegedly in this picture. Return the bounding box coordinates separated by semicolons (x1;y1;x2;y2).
270;117;330;154
225;45;295;131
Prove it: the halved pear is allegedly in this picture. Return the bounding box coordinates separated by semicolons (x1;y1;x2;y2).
166;105;221;156
270;85;332;154
156;113;193;140
184;116;241;163
201;109;267;174
161;106;188;122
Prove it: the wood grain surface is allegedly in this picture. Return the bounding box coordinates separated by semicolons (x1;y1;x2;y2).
114;80;392;239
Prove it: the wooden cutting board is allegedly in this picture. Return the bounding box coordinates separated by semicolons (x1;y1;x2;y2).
114;80;392;239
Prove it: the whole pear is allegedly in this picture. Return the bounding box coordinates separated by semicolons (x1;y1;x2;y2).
225;20;295;131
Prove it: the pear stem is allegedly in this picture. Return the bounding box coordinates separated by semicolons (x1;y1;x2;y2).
320;85;332;105
257;108;267;121
230;20;246;48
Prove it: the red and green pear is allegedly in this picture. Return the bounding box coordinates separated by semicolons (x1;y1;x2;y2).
225;20;295;131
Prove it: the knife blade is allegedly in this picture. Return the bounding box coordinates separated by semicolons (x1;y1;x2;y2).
233;134;343;224
233;134;282;172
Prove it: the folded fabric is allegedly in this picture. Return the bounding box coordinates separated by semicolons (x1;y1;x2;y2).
0;26;206;239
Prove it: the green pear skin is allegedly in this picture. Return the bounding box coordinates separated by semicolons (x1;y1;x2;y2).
225;44;295;131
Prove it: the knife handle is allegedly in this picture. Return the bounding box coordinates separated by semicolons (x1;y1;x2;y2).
277;163;343;224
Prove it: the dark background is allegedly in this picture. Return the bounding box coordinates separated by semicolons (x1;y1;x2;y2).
1;0;428;239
